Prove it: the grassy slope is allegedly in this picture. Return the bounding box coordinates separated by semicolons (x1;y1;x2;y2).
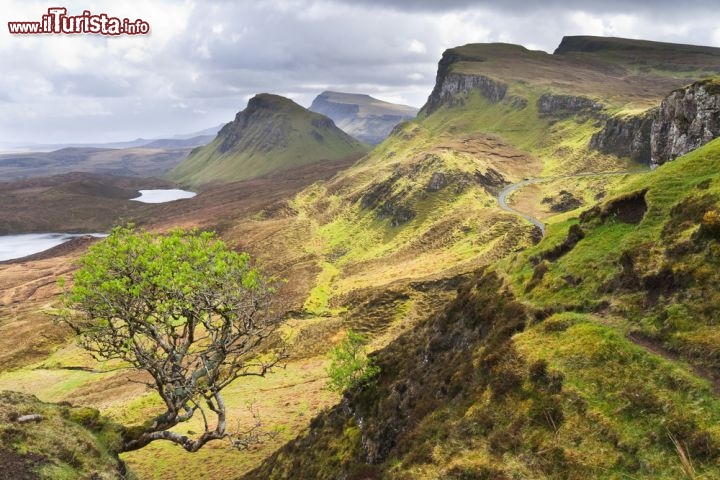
246;140;720;480
503;138;720;377
241;41;720;478
0;390;125;479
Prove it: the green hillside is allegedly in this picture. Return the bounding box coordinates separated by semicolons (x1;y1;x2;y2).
240;38;720;479
168;93;368;186
245;96;720;480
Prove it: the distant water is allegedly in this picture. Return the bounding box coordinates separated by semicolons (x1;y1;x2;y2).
131;189;196;203
0;233;107;262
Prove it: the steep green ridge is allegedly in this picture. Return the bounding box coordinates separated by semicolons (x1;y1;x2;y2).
168;94;368;186
240;38;720;479
244;120;720;480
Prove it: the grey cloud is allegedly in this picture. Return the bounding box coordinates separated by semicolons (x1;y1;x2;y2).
2;0;720;145
336;0;720;13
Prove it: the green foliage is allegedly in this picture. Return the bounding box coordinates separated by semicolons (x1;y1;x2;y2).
60;224;284;452
326;330;380;392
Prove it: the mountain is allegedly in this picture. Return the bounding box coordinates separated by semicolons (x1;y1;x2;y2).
4;36;720;480
168;93;368;186
309;91;418;144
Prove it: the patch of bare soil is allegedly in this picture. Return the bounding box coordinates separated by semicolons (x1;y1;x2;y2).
0;449;45;480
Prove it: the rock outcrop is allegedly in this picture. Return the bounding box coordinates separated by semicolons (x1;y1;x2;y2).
422;72;507;115
589;111;655;163
537;93;603;118
420;51;507;115
590;78;720;165
651;79;720;163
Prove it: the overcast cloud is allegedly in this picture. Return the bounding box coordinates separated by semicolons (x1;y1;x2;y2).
2;0;720;146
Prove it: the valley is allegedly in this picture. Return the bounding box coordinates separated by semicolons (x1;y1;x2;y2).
2;34;720;479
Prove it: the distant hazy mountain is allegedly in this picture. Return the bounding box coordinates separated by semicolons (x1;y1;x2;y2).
0;146;193;181
168;93;368;186
141;135;216;149
14;125;223;152
309;91;418;144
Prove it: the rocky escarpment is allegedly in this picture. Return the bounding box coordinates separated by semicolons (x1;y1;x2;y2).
422;72;507;115
420;51;507;115
589;111;655;163
651;78;720;163
590;78;720;164
537;93;604;118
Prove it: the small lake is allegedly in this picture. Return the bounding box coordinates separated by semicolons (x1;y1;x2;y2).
0;233;107;262
131;189;196;203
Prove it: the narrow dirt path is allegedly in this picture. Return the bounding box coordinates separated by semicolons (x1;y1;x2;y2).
496;170;643;237
629;332;720;394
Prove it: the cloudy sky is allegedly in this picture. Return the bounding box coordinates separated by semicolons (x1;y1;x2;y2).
2;0;720;147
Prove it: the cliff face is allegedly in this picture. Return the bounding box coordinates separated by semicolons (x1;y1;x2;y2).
537;93;604;118
589;111;655;163
590;78;720;165
422;72;507;115
651;79;720;163
420;50;507;115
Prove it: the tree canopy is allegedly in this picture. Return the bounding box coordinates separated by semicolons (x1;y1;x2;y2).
61;225;285;452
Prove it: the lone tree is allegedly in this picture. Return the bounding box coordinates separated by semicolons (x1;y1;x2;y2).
60;225;285;452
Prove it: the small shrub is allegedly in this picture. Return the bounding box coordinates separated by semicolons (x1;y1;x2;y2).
528;359;564;394
326;330;381;392
701;209;720;238
66;407;101;430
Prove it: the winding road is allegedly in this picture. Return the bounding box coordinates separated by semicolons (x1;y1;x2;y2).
496;171;644;237
497;178;547;235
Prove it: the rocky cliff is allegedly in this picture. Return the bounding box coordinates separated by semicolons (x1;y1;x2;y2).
651;78;720;163
589;111;655;163
537;93;604;118
309;91;417;145
420;49;508;115
590;78;720;165
421;72;507;115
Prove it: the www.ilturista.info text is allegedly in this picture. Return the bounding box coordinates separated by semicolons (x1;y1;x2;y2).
8;8;150;35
